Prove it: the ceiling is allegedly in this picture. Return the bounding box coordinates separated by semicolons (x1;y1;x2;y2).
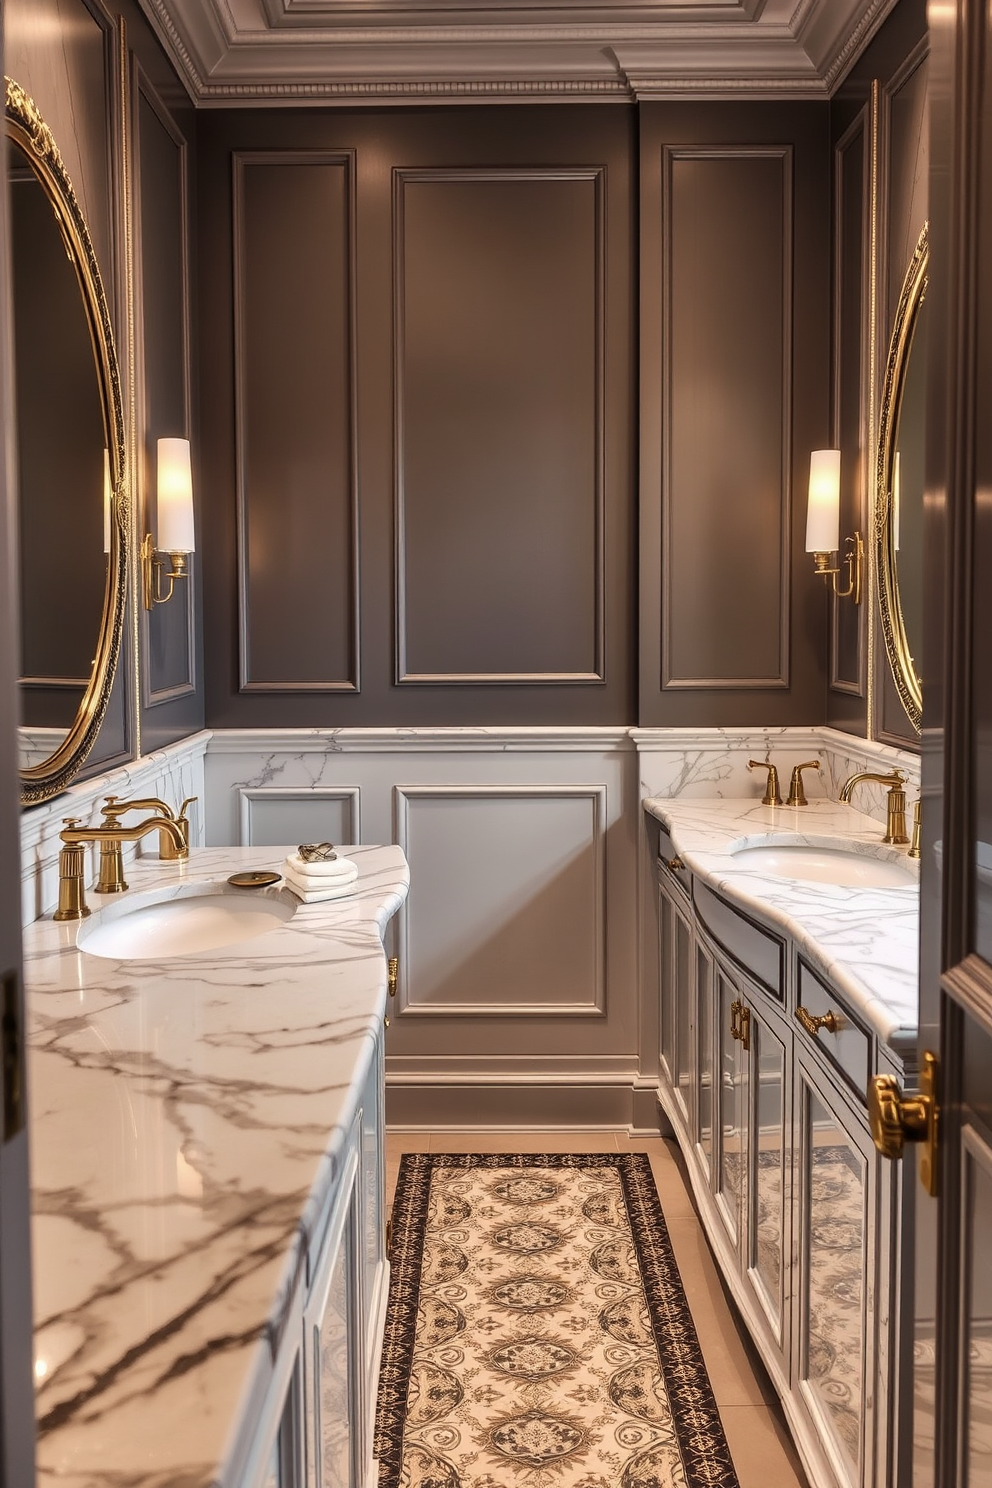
138;0;901;106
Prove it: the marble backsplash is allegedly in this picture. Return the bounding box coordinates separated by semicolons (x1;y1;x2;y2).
18;731;209;927
631;726;921;827
18;724;920;927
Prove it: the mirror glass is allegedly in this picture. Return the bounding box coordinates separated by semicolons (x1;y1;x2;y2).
6;79;127;805
877;222;927;734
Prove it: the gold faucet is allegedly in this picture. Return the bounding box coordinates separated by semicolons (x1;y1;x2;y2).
54;801;194;921
100;796;195;861
838;770;909;845
747;760;783;807
787;760;821;807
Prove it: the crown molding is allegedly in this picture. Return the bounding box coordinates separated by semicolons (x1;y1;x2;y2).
137;0;901;105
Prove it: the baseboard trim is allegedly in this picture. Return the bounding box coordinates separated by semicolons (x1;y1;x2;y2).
385;1075;664;1131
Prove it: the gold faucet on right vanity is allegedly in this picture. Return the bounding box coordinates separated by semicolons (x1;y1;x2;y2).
838;770;909;845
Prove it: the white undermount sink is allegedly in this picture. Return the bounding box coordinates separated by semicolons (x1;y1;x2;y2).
729;835;918;888
77;883;297;960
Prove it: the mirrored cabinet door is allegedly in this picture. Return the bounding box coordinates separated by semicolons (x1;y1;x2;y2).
658;877;694;1132
305;1159;363;1488
696;940;714;1182
745;1005;790;1360
714;964;745;1252
795;1062;874;1488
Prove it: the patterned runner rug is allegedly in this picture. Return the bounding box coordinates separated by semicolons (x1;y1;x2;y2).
374;1153;740;1488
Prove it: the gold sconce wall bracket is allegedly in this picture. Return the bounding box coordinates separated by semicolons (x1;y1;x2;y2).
811;531;863;605
141;533;189;609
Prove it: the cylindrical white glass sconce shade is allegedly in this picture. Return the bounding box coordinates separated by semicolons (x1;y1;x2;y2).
806;448;841;553
157;437;195;553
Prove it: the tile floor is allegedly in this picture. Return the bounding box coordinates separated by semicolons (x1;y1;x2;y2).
384;1128;811;1488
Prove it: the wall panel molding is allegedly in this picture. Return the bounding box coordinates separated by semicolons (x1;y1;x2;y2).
237;785;361;846
661;144;793;693
393;782;607;1017
393;167;605;685
233;149;360;694
830;107;870;699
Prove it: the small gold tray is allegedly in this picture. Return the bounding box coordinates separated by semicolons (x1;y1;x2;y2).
227;870;282;889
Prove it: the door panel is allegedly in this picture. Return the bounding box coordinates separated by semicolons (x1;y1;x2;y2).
961;1124;992;1487
748;1009;788;1347
715;965;744;1250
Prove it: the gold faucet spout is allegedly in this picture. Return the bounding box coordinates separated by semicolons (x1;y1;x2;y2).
57;810;192;911
838;770;909;845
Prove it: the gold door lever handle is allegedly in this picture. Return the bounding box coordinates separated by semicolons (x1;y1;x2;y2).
868;1051;939;1197
795;1005;841;1037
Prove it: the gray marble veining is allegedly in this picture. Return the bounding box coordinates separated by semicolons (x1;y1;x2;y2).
23;843;408;1488
644;796;919;1046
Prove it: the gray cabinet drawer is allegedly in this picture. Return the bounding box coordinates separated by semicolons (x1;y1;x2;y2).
795;960;872;1103
692;879;784;1000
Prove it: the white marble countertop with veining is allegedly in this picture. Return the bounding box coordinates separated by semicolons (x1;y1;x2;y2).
643;797;920;1049
22;843;409;1488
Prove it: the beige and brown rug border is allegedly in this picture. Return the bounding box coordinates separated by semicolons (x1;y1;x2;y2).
374;1151;741;1488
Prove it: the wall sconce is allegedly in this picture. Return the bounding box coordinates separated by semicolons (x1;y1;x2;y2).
805;448;863;605
142;437;195;609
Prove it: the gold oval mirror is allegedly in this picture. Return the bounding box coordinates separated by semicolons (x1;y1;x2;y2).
876;221;927;735
6;78;127;806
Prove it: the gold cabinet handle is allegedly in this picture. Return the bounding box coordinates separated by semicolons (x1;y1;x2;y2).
384;1014;390;1029
729;999;750;1049
795;1005;840;1037
387;956;398;998
664;856;685;873
868;1052;939;1196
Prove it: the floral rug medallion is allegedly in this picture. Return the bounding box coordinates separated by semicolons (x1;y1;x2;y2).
374;1153;740;1488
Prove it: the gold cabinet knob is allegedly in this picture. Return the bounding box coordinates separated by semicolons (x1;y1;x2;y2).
795;1005;840;1037
664;857;685;873
868;1052;939;1196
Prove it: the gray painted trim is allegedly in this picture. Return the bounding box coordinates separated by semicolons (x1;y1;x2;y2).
392;781;608;1017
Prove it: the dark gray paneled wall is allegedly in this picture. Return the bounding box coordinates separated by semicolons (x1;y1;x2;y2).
235;153;357;692
199;107;636;727
639;103;831;726
131;35;203;754
397;170;603;684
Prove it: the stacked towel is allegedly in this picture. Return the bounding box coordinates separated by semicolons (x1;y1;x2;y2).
282;851;360;903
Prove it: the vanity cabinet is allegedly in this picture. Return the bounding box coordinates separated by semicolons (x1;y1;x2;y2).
244;1028;388;1488
655;853;906;1488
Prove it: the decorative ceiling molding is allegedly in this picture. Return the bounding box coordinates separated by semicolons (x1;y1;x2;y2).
137;0;901;105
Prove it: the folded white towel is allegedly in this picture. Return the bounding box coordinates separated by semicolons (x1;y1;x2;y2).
283;853;358;881
283;872;361;904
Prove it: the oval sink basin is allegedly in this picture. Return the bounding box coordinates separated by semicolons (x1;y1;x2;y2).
730;840;917;888
77;885;297;960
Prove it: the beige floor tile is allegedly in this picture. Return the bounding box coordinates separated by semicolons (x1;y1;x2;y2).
718;1405;811;1488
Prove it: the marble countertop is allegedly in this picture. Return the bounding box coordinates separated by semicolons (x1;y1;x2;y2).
22;843;409;1488
643;797;919;1050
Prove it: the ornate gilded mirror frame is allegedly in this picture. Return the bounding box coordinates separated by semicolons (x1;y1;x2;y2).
6;78;128;806
875;220;927;735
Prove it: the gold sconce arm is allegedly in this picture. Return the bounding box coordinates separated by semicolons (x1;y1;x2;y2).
142;533;189;610
812;532;863;605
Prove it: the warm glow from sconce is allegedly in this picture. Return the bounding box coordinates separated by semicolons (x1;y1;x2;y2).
806;448;862;605
142;437;195;609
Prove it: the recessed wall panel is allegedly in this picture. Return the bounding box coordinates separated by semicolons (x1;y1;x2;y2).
238;787;360;847
234;153;357;691
394;785;606;1015
663;148;791;689
138;82;194;704
396;170;604;683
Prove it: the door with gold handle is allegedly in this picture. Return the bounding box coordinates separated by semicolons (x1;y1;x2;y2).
868;1050;939;1197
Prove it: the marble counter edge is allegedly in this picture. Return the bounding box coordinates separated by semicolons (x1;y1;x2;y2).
643;797;919;1049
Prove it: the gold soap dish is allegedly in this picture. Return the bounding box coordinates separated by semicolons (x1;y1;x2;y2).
227;870;282;889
